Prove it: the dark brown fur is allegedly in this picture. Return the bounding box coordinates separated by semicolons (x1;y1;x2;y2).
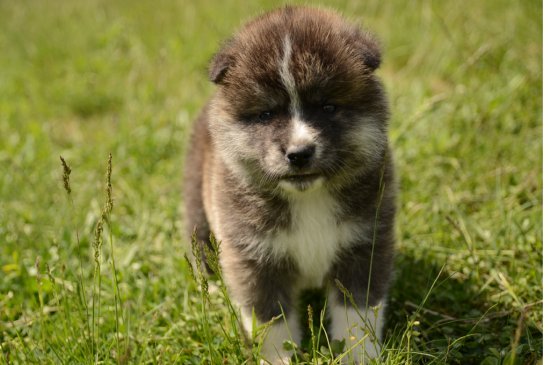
184;6;395;361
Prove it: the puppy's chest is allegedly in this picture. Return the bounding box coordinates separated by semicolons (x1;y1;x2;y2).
268;190;361;286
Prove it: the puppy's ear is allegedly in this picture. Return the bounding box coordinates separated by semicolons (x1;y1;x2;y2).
353;29;382;71
209;40;235;84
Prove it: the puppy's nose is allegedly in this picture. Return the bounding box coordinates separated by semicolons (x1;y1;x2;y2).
286;145;316;168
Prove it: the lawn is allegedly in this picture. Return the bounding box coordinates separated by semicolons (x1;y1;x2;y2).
0;0;542;364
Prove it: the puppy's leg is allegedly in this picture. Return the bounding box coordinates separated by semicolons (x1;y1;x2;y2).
329;293;384;363
221;247;299;364
329;239;393;363
241;308;300;365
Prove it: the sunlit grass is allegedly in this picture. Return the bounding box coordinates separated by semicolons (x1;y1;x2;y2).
0;0;541;364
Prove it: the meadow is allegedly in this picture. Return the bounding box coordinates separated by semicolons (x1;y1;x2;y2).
0;0;542;364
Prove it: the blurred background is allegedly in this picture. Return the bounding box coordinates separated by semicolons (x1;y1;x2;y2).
0;1;541;364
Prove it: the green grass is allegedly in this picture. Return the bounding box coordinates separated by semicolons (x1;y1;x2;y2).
0;0;541;364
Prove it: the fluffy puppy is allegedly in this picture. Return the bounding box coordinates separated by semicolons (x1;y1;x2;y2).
184;6;396;364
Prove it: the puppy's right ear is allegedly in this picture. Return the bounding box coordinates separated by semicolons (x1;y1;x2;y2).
209;40;235;84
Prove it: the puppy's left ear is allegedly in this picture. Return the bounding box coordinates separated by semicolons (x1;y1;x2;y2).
354;29;382;71
209;39;235;84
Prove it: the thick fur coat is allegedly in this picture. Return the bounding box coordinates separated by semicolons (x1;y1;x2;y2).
184;6;396;364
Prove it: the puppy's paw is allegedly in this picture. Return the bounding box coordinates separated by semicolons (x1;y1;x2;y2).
331;303;385;364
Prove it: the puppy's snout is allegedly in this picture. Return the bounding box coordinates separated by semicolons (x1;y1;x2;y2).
285;144;316;168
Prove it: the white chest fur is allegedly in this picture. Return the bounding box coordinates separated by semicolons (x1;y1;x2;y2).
269;188;361;287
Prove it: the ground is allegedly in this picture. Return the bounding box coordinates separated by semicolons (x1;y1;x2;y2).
0;1;542;364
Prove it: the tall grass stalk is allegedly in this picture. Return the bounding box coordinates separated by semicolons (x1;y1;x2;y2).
60;156;92;356
61;154;123;363
188;232;215;363
103;153;124;363
306;305;318;364
92;206;103;361
203;235;246;358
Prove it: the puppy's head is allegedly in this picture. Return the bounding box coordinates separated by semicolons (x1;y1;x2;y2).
208;6;389;193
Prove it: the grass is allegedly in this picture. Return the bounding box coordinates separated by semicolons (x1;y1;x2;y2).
0;0;541;364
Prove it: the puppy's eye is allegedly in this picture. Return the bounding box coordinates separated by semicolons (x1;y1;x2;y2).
322;104;336;113
259;111;274;122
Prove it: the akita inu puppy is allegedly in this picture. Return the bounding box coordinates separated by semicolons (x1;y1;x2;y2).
185;6;396;364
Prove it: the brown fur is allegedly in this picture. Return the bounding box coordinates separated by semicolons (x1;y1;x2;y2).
184;6;396;362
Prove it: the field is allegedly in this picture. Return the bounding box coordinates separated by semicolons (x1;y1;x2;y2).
0;0;542;364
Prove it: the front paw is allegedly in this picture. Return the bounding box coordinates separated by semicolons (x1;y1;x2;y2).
252;314;299;365
330;303;385;364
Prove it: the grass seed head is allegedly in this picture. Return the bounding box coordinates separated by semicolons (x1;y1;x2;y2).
94;219;104;265
105;153;113;215
184;253;197;283
60;156;72;195
35;257;41;281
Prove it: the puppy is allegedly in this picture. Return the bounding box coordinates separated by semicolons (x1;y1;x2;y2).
184;6;396;364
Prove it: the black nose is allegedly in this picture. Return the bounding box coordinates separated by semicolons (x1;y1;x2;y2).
286;145;316;168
